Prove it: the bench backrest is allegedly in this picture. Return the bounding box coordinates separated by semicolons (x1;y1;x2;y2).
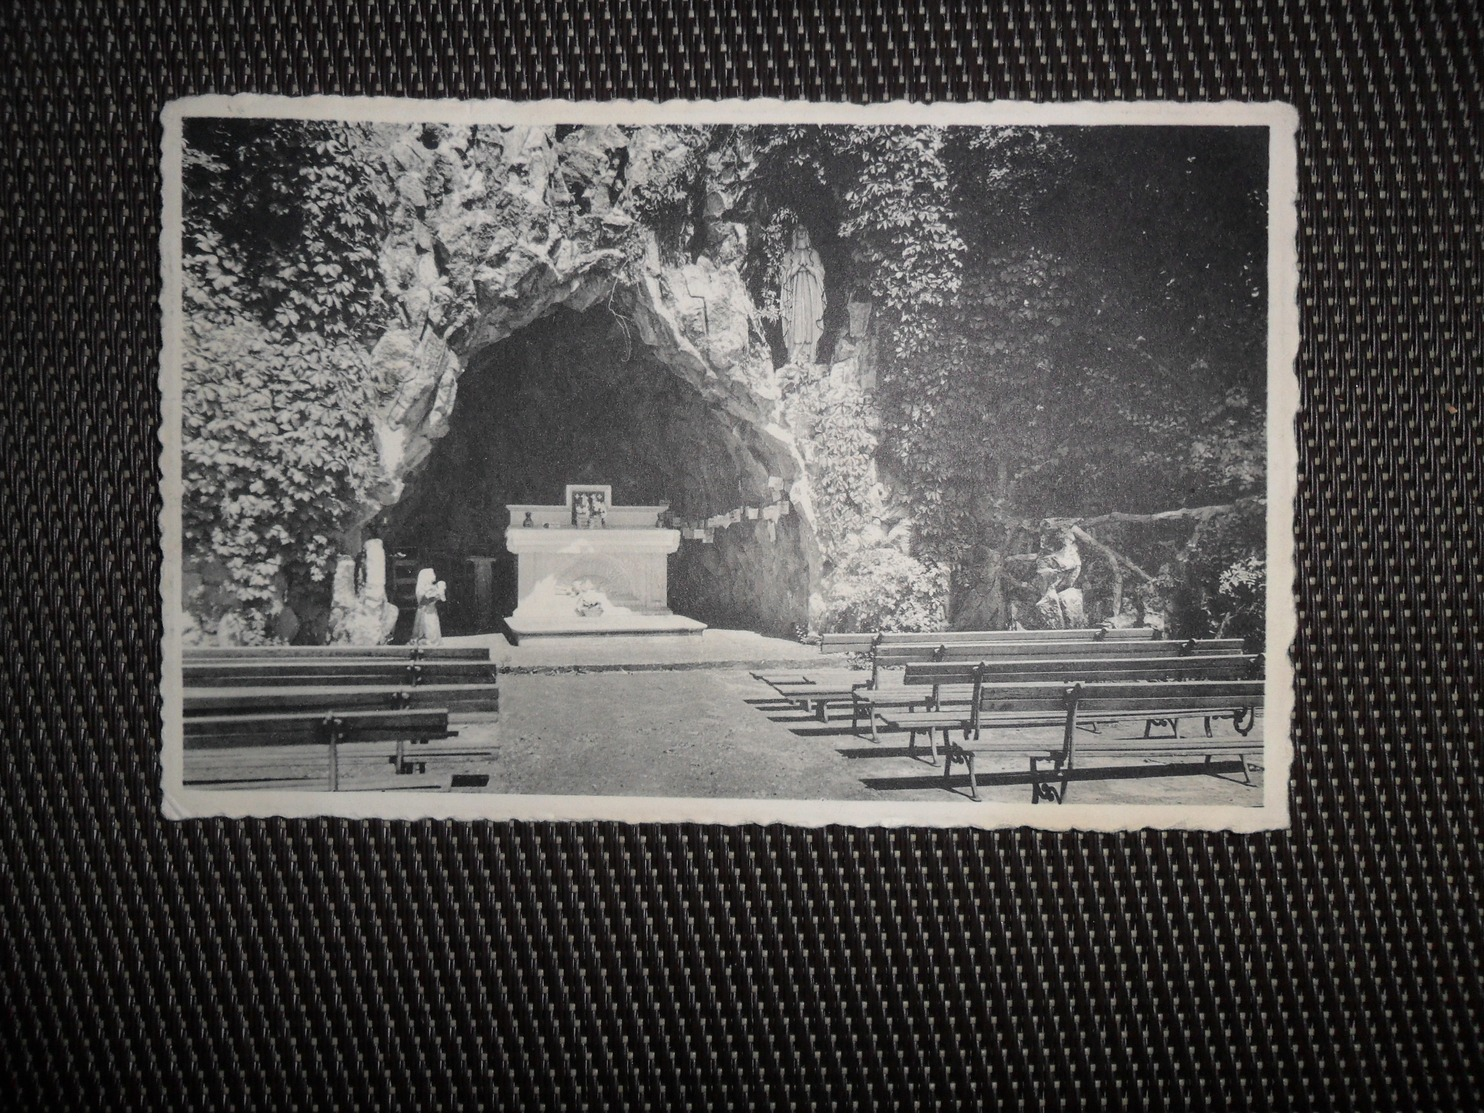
183;645;492;662
879;638;1241;665
183;659;497;688
899;652;1258;690
184;682;500;717
973;652;1262;683
900;661;983;686
184;707;452;748
967;676;1265;743
878;628;1155;645
1067;678;1266;715
872;637;1244;685
823;627;1158;655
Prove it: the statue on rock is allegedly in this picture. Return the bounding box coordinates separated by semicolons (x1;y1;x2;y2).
779;226;826;366
327;539;400;645
1031;528;1086;630
411;567;447;646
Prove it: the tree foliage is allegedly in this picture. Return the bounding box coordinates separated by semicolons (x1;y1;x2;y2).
745;123;1271;634
181;119;392;639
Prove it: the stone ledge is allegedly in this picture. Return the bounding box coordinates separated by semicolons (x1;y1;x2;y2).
503;613;707;645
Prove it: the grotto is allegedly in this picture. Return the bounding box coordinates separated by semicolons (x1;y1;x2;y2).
379;301;813;639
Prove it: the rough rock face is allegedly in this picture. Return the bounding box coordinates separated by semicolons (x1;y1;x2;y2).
360;122;804;533
197;121;931;642
670;516;811;637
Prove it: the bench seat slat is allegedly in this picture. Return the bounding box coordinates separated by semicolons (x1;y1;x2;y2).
185;708;453;748
779;682;866;700
184;683;500;715
1067;738;1257;755
184;662;498;686
861;684;973;704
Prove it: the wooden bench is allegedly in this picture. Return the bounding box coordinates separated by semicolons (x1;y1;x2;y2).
771;628;1164;723
868;656;1262;796
882;677;1263;802
184;707;458;791
1025;678;1266;804
867;635;1237;686
965;651;1261;738
857;642;1253;740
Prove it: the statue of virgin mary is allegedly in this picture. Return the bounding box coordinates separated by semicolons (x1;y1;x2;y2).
779;226;826;365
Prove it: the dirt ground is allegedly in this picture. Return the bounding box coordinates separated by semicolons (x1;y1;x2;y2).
469;668;1266;807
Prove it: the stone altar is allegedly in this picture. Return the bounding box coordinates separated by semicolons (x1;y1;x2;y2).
503;492;706;643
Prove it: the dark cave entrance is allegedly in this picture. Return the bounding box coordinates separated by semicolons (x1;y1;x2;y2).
382;304;810;638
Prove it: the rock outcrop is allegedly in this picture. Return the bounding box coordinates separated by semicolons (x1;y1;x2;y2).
184;121;931;641
359;122;803;532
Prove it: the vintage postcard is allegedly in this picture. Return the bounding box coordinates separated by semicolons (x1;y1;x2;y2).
159;97;1298;829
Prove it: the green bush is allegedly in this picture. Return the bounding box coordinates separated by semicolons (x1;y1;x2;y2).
819;548;948;634
1163;504;1267;645
182;316;380;638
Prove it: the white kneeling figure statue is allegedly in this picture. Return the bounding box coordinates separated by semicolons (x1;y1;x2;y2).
411;567;446;645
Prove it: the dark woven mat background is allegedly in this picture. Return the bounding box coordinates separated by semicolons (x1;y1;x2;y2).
3;0;1480;1107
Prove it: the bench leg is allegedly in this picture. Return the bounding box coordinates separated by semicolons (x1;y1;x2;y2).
1030;755;1068;805
1204;752;1255;785
328;736;340;792
390;739;428;776
925;727;939;764
869;706;881;743
943;739;978;802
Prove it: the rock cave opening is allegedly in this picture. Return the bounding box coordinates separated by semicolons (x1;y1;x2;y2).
381;303;811;639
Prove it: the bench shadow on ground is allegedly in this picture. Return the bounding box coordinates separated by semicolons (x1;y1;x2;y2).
747;697;876;736
860;758;1249;797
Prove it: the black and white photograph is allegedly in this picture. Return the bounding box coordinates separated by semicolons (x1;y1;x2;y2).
159;98;1297;827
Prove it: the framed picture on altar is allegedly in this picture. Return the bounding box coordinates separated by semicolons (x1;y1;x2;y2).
566;484;611;526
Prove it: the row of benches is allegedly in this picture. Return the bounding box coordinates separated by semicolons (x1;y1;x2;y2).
767;631;1246;727
182;644;500;791
758;628;1264;802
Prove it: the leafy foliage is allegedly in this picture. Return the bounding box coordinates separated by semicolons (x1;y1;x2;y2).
819;548;948;634
745;123;1270;635
783;368;877;558
181;317;380;635
1161;504;1268;644
182;119;393;639
183;119;395;340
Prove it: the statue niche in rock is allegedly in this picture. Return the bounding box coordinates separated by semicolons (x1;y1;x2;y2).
779;226;826;366
1031;528;1087;630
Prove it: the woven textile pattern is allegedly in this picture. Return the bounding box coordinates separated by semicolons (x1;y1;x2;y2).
2;0;1480;1107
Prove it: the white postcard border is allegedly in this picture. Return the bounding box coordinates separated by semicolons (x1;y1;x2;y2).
159;95;1300;831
